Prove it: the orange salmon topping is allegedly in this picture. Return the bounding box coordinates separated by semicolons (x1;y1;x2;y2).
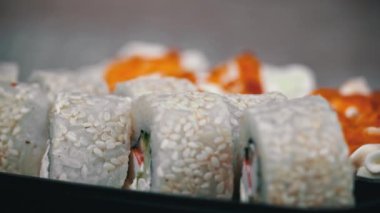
105;51;196;92
313;88;380;153
207;52;263;94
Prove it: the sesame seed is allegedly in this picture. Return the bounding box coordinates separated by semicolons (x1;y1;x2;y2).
66;131;77;141
157;166;164;177
188;142;199;148
167;141;176;149
220;154;229;161
20;107;30;114
101;133;109;141
60;124;68;134
189;163;200;170
106;142;116;150
231;118;239;126
216;182;225;194
171;166;182;173
196;153;208;161
199;119;207;126
183;148;190;157
12;125;21;135
93;147;103;157
180;138;187;144
217;144;227;151
0;134;7;141
118;155;129;163
119;116;126;123
183;168;192;176
204;147;213;154
180;117;186;124
214;136;224;144
185;129;194;138
214;117;223;125
104;112;111;121
205;103;213;109
1;128;10;134
204;172;212;181
171;152;179;160
59;173;67;180
169;134;180;141
69;118;76;125
110;158;121;165
211;156;220;167
81;165;88;177
200;183;210;189
82;122;92;128
95;140;106;149
14;114;22;120
9;149;19;156
104;162;116;171
183;123;192;131
161;126;170;134
189;150;197;158
165;174;176;180
86;127;96;133
161;139;169;149
174;125;181;133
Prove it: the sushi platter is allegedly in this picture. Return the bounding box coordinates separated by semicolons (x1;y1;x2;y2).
0;42;380;211
0;172;380;212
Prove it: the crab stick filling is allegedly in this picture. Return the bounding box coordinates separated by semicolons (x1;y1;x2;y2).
313;88;380;153
104;51;196;92
206;53;263;94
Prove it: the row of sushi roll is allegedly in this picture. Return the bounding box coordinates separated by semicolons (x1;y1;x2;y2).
0;41;378;208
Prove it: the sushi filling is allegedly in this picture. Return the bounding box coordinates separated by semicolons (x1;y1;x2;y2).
241;138;262;203
131;131;152;190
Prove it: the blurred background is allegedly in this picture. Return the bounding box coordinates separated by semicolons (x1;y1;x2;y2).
0;0;379;87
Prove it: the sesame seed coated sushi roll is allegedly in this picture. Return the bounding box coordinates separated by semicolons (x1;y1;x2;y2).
221;92;287;198
239;96;354;208
222;92;287;156
44;92;131;188
114;75;197;99
261;64;316;99
29;67;108;102
0;82;49;176
131;91;234;199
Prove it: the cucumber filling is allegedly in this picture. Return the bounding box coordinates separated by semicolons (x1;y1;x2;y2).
132;131;152;190
241;138;262;202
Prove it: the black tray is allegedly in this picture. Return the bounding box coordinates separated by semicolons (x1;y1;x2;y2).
0;172;379;212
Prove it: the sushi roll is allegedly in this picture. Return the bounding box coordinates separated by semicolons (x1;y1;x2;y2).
117;41;209;74
131;91;234;199
350;144;380;179
261;64;316;99
239;96;354;207
117;41;170;59
313;81;380;154
0;62;19;83
44;92;131;188
29;66;108;102
105;42;198;92
356;150;380;179
339;76;371;96
205;52;262;94
204;53;315;99
114;75;197;99
0;82;49;176
221;92;287;198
